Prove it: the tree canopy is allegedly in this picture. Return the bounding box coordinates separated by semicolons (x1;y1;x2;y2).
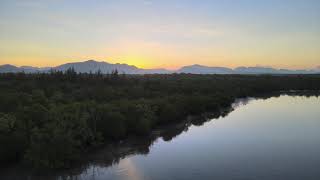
0;70;319;168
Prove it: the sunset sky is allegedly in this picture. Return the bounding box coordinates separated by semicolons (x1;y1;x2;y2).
0;0;319;69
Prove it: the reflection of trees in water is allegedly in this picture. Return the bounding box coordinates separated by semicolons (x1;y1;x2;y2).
54;103;237;180
2;92;319;180
84;92;319;169
46;103;236;180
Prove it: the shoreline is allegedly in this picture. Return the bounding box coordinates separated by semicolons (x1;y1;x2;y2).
2;91;319;178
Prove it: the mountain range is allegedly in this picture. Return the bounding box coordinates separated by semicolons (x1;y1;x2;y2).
0;60;319;74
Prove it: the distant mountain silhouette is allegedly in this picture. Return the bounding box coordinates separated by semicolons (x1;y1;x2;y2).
234;66;316;74
0;64;21;72
0;64;49;73
54;60;172;74
55;60;138;74
178;65;318;74
177;64;234;74
0;60;319;74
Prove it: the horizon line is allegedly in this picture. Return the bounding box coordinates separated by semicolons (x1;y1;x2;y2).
1;59;319;71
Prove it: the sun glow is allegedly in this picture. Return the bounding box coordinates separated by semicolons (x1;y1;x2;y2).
118;55;151;69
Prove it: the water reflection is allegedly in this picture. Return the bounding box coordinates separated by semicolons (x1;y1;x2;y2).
1;92;320;180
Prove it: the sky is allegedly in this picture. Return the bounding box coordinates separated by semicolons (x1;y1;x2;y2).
0;0;319;70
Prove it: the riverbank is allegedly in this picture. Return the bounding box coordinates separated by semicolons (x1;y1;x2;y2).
1;92;320;180
2;91;319;180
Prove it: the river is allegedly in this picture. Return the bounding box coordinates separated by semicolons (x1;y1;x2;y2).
2;95;320;180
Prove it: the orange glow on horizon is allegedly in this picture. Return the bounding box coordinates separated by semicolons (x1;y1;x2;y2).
2;57;317;71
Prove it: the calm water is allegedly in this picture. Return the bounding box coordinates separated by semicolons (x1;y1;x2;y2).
3;95;320;180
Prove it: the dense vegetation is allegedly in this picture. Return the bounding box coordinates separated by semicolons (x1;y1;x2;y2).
0;70;319;169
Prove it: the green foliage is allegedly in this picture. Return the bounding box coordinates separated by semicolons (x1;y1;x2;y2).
25;126;79;169
0;71;319;168
97;107;127;139
0;113;16;133
0;113;26;163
